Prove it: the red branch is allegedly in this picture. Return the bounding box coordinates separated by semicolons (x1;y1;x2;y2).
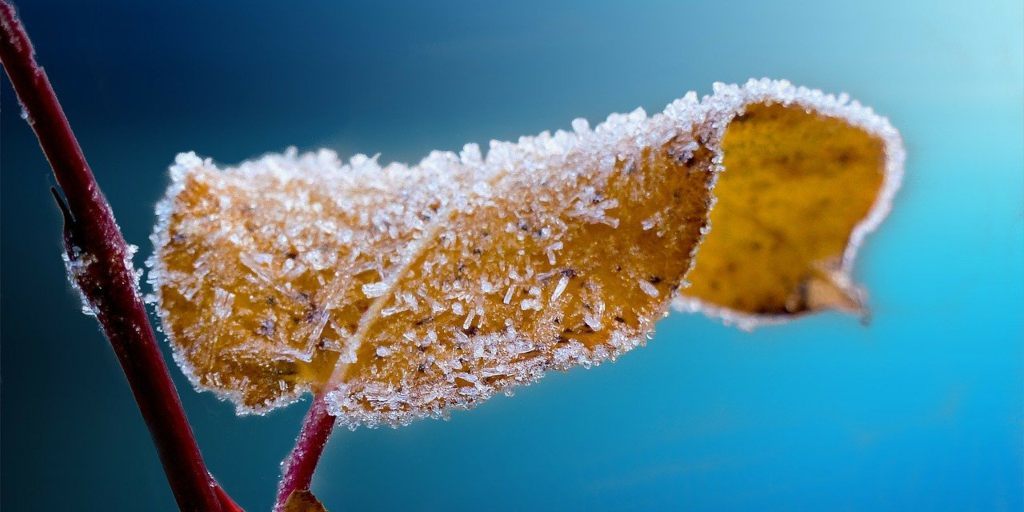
0;3;237;510
275;393;336;511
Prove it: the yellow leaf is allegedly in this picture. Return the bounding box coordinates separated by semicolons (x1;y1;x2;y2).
675;81;904;329
148;79;903;424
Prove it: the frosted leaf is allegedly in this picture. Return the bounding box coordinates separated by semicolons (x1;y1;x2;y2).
149;78;903;424
151;88;713;419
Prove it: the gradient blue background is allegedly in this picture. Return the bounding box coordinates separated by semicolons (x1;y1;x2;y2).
2;1;1022;510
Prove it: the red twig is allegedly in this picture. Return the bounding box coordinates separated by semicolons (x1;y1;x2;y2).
274;393;336;510
0;3;235;510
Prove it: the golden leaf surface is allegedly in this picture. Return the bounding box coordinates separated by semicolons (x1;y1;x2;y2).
149;79;903;424
675;81;904;328
685;104;884;313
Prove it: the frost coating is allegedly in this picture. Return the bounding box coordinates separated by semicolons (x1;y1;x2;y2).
63;246;98;316
66;242;143;317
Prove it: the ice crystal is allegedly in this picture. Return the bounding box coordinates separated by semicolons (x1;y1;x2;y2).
62;246;98;316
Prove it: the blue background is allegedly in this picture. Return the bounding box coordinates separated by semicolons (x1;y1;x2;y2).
2;1;1021;510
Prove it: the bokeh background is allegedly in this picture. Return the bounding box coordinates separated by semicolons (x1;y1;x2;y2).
2;1;1022;510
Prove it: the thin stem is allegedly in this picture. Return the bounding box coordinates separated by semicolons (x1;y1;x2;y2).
275;393;336;511
0;3;232;510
